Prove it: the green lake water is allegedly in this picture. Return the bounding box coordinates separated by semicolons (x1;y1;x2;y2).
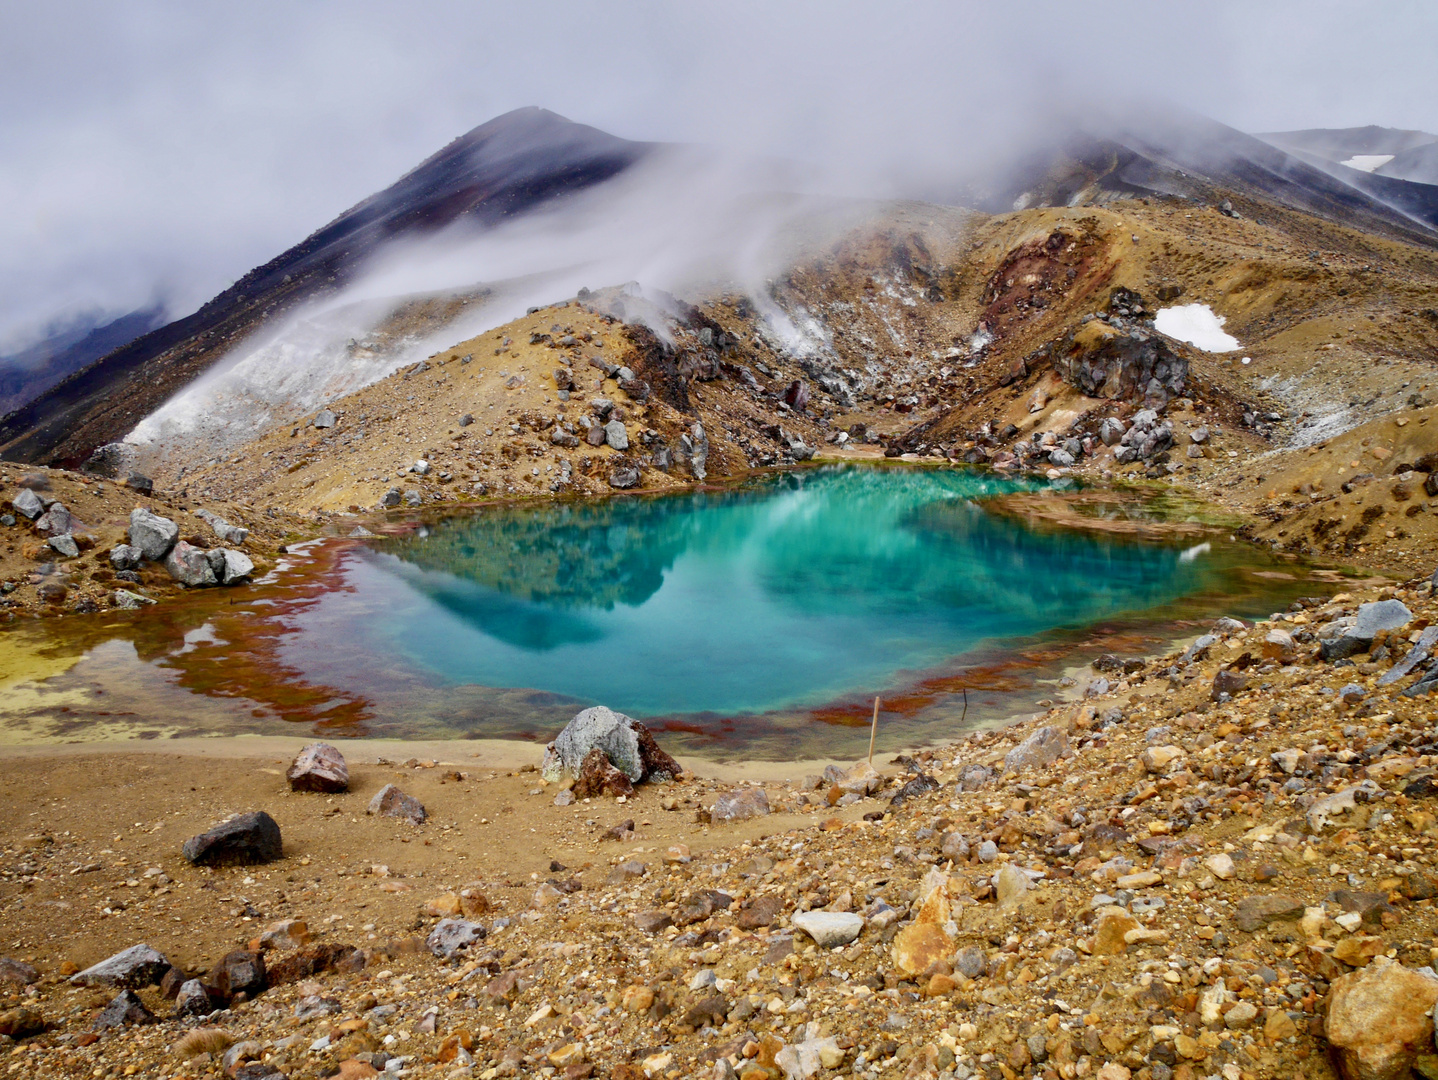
0;465;1333;758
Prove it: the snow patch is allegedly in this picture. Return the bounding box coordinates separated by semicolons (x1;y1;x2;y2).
1154;303;1240;352
1340;155;1395;173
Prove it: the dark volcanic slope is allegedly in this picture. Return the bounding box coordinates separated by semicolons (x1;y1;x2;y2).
0;305;165;416
0;108;652;467
991;111;1438;243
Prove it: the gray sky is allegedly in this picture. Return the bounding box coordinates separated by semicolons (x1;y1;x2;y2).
3;0;1436;351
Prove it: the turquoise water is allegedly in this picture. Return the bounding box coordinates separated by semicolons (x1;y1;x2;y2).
300;465;1285;721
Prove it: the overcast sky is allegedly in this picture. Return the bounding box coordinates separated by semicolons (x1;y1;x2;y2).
2;0;1436;352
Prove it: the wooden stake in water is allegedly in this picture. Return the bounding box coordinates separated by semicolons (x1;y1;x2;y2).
868;696;880;764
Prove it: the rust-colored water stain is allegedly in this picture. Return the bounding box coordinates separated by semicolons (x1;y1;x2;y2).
0;538;380;740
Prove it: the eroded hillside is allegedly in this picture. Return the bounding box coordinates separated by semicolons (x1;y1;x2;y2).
114;193;1434;580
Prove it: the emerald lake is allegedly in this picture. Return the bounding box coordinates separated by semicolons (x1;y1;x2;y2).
0;465;1333;757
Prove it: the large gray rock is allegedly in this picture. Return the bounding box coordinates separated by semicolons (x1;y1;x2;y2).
367;784;426;825
312;410;336;429
1099;417;1126;446
11;488;43;520
604;419;629;450
174;978;219;1017
209;548;254;585
182;811;283;865
70;944;171;988
426;919;487;959
679;423;709;480
1004;726;1068;773
165;541;217;586
286;743;349;792
543;705;644;780
128;508;178;560
1118;410;1174;460
1322;600;1413;660
1353;599;1412;641
113;589;156;610
541;705;682;784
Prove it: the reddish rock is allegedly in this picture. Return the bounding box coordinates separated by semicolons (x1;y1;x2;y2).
286;743;349;792
367;784;426;825
209;950;266;1002
266;943;362;986
572;748;635;799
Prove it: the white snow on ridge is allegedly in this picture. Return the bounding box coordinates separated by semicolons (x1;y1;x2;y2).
1340;154;1394;173
1154;303;1240;352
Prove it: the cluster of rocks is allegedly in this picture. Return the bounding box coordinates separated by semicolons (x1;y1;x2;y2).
111;508;254;590
11;575;1438;1080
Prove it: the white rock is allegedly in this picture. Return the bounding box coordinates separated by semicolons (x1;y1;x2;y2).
791;911;864;948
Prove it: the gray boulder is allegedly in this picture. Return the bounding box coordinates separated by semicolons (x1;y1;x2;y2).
1054;325;1188;405
164;541;217;586
110;544;141;571
313;409;336;429
12;488;43;520
541;705;683;784
113;590;156;610
1048;448;1075;468
426;919;486;960
608;464;641;489
678;423;709;480
47;534;79;558
381;488;402;508
174;978;218;1017
1354;599;1412;640
1322;600;1413;660
210;548;254;585
368;783;426;825
70;944;171;988
128;508;179;560
604;419;629;450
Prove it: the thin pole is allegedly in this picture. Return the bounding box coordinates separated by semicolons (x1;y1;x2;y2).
961;687;969;725
868;696;880;764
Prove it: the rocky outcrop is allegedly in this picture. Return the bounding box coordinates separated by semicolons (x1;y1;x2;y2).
1113;408;1174;463
1053;321;1188;408
541;706;682;789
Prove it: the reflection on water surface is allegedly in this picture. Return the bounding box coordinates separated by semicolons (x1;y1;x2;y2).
0;466;1334;758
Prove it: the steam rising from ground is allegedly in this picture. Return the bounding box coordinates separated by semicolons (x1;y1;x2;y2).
124;148;876;461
